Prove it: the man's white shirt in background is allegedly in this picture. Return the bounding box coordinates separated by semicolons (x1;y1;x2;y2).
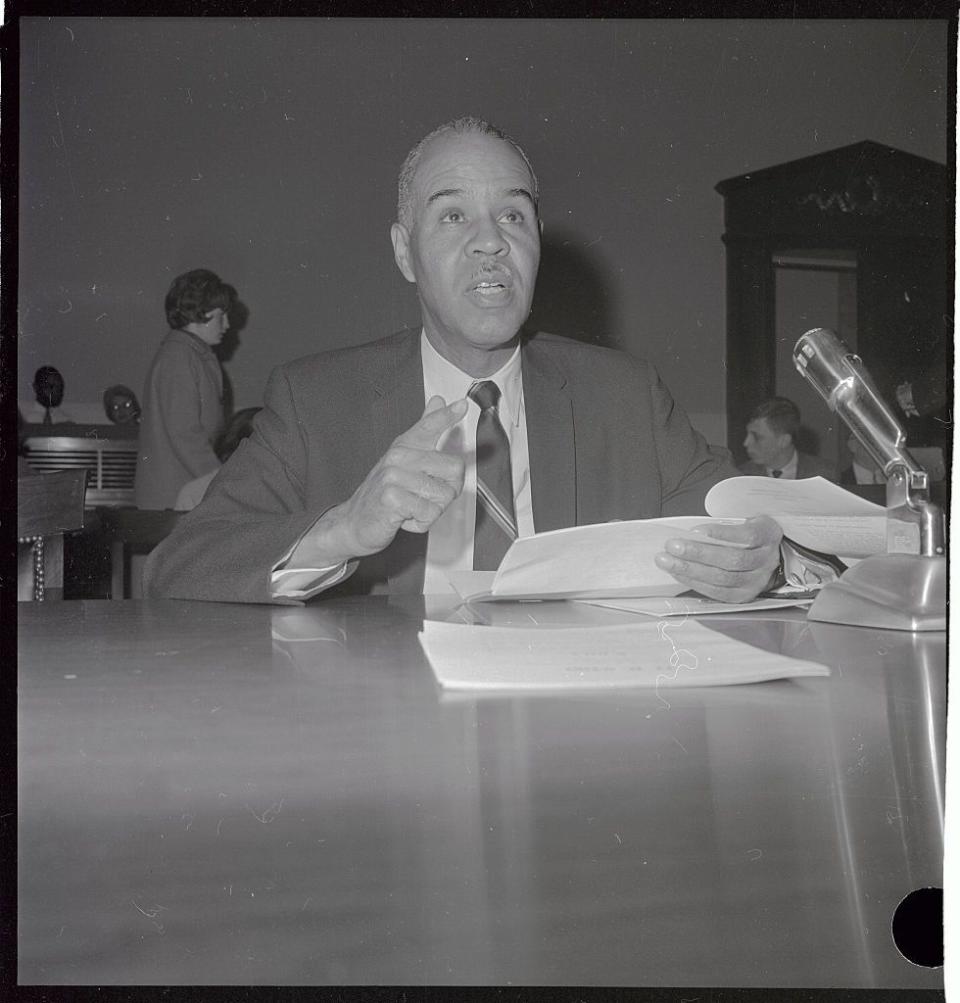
270;331;535;598
766;450;799;479
851;460;886;485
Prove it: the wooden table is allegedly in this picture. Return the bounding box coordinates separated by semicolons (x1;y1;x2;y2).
18;598;945;989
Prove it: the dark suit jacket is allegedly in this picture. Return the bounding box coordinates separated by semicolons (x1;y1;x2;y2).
739;451;836;481
144;329;736;603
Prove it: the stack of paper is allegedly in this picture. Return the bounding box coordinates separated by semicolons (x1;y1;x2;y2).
446;476;885;605
705;476;885;559
451;517;749;602
419;618;830;691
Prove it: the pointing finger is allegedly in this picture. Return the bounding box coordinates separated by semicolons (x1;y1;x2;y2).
399;397;469;450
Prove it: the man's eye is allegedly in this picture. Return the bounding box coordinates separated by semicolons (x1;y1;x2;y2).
499;209;524;223
441;210;464;223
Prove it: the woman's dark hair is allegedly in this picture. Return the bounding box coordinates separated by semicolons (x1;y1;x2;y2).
165;269;236;329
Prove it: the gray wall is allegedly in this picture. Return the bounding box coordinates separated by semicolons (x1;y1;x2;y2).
18;18;950;436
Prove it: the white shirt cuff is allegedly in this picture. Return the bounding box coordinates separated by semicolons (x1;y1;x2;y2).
270;560;357;599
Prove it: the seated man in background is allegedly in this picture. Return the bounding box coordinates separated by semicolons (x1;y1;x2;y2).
103;384;141;426
740;397;835;481
146;117;783;605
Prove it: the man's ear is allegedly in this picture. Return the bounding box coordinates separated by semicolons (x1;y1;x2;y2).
390;222;416;284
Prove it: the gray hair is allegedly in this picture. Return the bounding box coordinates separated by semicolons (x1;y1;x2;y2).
396;116;540;229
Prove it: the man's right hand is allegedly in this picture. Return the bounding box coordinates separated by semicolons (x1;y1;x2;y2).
293;396;468;567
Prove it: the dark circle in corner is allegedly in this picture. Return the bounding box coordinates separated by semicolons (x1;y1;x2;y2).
892;887;943;968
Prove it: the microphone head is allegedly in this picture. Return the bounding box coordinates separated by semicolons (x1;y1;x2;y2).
793;328;856;411
793;327;909;473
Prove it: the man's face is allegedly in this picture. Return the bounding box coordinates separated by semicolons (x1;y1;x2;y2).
105;390;140;425
743;418;790;467
391;130;541;373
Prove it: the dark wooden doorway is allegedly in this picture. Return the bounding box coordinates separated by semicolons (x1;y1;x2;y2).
716;141;951;474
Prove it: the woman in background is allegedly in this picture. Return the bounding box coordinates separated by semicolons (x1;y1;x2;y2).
135;269;235;509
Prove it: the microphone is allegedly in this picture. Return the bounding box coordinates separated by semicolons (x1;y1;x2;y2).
793;328;923;479
791;328;944;631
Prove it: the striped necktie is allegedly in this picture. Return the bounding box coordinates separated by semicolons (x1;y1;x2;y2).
468;380;518;570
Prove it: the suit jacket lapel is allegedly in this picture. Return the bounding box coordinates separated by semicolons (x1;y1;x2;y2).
368;331;429;593
522;338;577;532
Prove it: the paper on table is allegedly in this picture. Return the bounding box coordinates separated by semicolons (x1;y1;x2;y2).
705;476;887;558
575;595;814;617
419;619;830;691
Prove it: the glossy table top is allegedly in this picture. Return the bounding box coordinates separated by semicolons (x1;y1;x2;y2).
18;598;945;988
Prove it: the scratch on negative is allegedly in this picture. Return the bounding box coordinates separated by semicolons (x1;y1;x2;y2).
246;797;284;823
131;898;167;932
132;899;161;919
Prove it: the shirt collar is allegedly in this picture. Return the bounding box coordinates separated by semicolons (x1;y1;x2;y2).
768;449;798;478
420;330;523;428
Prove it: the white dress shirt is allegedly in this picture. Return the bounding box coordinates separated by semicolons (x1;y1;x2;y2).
766;450;798;479
271;331;535;598
421;332;534;593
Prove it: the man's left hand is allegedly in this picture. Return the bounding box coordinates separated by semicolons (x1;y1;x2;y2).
654;515;783;603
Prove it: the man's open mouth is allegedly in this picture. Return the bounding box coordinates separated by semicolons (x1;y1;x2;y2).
473;280;507;294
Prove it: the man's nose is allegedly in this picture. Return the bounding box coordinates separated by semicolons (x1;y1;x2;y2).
466;214;508;256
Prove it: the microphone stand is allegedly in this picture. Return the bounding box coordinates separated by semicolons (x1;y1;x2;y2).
793;328;945;632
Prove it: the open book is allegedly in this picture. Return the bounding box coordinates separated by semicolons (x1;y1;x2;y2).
451;476;885;603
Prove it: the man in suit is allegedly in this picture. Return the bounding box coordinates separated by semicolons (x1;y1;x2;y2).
740;398;836;481
145;117;782;604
